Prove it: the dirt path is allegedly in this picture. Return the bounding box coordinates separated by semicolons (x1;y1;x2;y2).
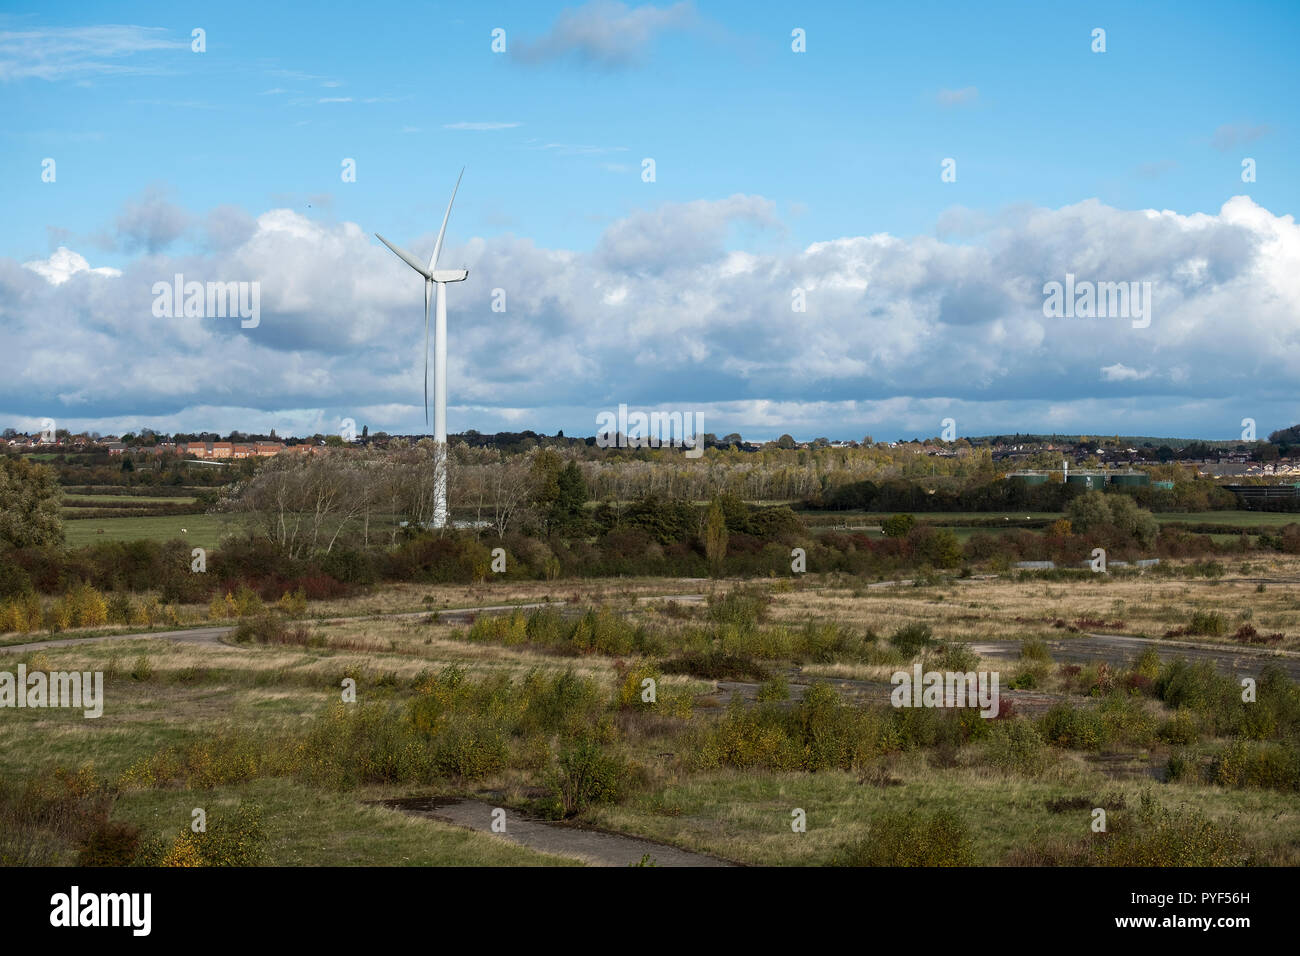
0;624;236;654
971;632;1300;680
385;797;733;867
0;593;709;656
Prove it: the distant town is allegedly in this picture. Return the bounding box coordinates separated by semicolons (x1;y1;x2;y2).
6;425;1300;480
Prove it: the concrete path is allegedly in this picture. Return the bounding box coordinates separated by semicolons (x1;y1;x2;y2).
0;593;710;655
0;624;235;654
386;797;733;867
971;632;1300;680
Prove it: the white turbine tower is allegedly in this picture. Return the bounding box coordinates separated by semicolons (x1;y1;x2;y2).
375;168;468;529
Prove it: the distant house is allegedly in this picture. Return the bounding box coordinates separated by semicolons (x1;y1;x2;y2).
211;441;234;459
106;442;126;455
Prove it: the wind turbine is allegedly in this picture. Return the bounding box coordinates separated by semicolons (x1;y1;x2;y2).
375;167;468;529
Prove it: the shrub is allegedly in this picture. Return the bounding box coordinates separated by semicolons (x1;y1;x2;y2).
432;722;509;780
1019;636;1053;663
276;588;307;618
706;588;770;629
833;809;976;866
77;819;142;866
1096;791;1244;866
881;514;916;538
889;622;936;656
931;641;979;673
1210;740;1300;792
660;650;768;681
614;660;661;711
303;704;433;788
756;674;790;702
140;803;266;867
550;739;630;817
983;718;1049;776
1039;703;1106;750
1157;709;1201;745
130;654;154;682
1097;694;1157;747
107;592;133;625
1188;610;1227;637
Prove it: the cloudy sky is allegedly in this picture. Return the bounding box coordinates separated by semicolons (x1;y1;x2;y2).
2;0;1298;441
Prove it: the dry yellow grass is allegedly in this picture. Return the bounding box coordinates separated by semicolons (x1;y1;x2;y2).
770;557;1300;650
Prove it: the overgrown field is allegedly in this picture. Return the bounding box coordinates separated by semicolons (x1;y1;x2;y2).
3;561;1298;867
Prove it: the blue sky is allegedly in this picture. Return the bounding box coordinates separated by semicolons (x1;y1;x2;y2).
2;0;1298;441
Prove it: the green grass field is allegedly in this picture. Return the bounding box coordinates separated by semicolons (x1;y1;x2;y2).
63;513;234;549
1154;511;1299;527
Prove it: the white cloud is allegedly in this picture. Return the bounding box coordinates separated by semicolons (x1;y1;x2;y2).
1100;363;1152;382
0;25;186;82
4;194;1300;439
22;247;121;285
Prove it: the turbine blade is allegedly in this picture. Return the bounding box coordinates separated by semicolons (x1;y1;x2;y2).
376;233;432;279
423;281;431;426
428;167;464;271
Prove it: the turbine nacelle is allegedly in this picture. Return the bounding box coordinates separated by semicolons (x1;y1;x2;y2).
374;167;468;450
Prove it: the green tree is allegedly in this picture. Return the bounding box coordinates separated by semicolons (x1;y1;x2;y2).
882;513;916;537
1106;493;1159;548
553;460;588;531
531;452;587;534
1066;491;1112;533
0;456;64;548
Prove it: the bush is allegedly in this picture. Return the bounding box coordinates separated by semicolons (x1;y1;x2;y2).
1096;791;1244;866
834;809;976;866
1188;610;1227;637
881;513;916;538
141;803;266;867
614;660;661;711
983;718;1049;776
1210;740;1300;792
302;704;433;788
706;588;770;629
1019;636;1052;663
1157;709;1200;745
756;674;790;701
660;650;768;681
432;722;509;780
77;819;142;866
551;739;630;817
889;622;936;656
1039;703;1106;750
